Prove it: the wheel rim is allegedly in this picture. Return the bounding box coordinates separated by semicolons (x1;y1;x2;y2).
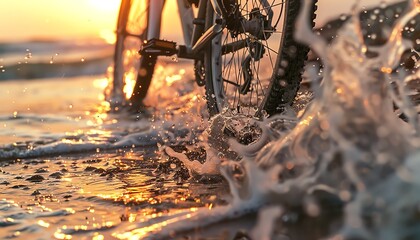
113;0;149;103
210;0;288;117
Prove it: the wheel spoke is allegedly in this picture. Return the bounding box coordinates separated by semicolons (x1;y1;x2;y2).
208;0;290;116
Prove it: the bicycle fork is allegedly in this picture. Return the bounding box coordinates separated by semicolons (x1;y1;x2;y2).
141;0;275;94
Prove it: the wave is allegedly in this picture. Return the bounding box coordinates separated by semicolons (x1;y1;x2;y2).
0;55;112;80
0;38;114;80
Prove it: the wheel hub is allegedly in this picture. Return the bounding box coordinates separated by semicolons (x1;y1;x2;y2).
223;2;274;40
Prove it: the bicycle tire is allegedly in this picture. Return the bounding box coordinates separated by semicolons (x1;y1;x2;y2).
204;0;317;117
113;0;156;109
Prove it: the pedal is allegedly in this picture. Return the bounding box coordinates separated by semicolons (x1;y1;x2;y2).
139;38;177;56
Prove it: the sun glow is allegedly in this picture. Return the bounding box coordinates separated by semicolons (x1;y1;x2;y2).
100;29;117;44
123;73;137;99
88;0;120;12
0;0;121;41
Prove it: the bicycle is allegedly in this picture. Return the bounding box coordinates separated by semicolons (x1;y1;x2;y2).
110;0;317;118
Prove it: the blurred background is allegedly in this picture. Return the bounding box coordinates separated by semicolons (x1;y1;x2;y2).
0;0;120;42
0;0;401;41
0;0;119;80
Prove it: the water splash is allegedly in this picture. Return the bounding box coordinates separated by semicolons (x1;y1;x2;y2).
0;61;207;161
113;0;420;239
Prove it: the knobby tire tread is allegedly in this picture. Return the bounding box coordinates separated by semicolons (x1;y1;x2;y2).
263;0;318;116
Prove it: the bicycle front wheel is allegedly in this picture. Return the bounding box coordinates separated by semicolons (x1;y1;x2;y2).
112;0;156;109
204;0;317;117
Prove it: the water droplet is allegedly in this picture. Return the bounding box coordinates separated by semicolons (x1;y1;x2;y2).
25;52;32;60
279;79;287;87
380;1;387;9
277;68;285;76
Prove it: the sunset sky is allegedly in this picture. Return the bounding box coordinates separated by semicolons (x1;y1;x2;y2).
0;0;121;42
0;0;400;43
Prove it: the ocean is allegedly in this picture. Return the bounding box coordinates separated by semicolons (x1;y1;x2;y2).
0;39;113;80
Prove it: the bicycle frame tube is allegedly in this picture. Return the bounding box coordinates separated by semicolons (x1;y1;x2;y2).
177;0;194;47
190;0;223;54
148;0;165;39
147;0;195;48
147;0;274;57
209;0;223;16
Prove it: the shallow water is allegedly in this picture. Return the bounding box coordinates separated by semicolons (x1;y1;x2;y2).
0;59;237;239
0;151;228;239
